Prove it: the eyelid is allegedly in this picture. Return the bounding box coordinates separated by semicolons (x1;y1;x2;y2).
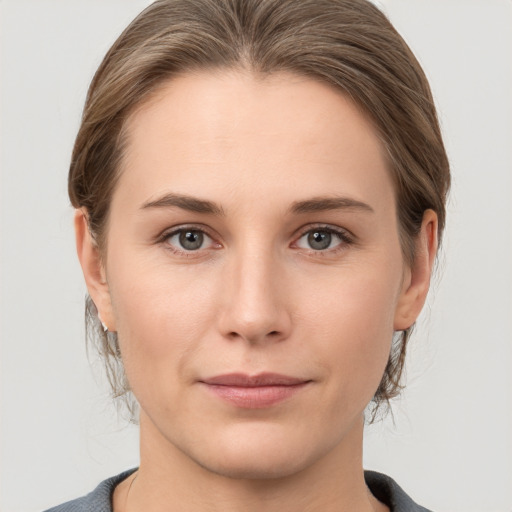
292;224;355;252
155;222;355;256
294;223;354;240
157;224;221;254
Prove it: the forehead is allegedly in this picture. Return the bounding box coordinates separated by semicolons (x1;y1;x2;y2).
116;70;393;214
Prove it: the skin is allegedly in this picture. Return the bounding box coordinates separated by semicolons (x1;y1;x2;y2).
76;70;437;512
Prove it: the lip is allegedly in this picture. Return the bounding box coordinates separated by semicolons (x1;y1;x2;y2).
200;373;311;409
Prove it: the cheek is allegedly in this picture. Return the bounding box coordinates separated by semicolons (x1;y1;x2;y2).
300;260;399;342
105;251;221;389
299;266;399;402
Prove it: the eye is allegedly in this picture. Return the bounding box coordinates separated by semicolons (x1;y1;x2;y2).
295;227;349;251
165;228;214;252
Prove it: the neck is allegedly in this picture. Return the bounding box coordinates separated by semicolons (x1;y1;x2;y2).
114;412;387;512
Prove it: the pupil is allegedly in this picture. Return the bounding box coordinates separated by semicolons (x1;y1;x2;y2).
308;230;331;250
179;230;203;250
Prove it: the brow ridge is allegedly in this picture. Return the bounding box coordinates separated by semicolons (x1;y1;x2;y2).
141;193;224;215
291;196;374;214
141;193;373;216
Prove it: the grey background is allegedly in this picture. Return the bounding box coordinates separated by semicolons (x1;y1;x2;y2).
1;1;511;511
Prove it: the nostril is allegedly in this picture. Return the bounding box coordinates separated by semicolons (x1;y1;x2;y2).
227;330;281;341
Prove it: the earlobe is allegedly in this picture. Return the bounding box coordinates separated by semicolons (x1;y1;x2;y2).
394;210;438;331
74;209;116;332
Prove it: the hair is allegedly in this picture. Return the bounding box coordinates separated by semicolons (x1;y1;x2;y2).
69;0;450;420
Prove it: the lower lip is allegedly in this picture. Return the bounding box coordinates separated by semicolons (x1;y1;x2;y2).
202;383;309;409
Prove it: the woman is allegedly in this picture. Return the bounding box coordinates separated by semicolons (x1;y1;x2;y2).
46;0;449;510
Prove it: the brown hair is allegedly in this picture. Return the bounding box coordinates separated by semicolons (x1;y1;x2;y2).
69;0;450;419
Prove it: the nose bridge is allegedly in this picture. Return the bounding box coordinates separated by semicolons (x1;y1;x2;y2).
219;239;291;343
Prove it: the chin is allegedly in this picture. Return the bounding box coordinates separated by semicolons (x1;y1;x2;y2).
193;448;310;481
180;422;334;481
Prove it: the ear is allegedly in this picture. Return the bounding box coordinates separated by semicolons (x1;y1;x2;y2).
74;209;117;332
394;209;438;331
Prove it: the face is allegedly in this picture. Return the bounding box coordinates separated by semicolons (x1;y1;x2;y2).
81;70;431;479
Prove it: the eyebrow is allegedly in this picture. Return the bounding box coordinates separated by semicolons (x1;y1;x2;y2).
290;196;374;214
141;193;225;216
140;192;374;216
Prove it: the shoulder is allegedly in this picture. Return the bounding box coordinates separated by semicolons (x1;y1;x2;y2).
364;470;433;512
43;469;137;512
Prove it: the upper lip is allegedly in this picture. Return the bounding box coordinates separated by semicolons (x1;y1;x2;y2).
201;373;309;387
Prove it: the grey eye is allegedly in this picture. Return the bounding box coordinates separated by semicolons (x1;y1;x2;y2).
307;230;332;250
296;228;345;251
166;229;211;251
178;230;204;250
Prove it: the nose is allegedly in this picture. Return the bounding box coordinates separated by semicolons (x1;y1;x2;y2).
217;247;292;345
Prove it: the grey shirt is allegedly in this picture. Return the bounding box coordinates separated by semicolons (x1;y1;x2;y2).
44;469;432;512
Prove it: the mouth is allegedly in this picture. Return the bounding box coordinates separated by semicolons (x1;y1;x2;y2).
199;372;312;409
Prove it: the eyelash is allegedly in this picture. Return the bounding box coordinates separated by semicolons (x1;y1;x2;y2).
293;224;354;256
157;224;355;257
157;225;219;257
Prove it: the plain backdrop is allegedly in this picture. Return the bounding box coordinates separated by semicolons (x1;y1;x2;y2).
1;1;511;511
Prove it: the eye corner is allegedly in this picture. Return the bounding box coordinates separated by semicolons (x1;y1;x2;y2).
158;225;222;256
292;224;355;255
